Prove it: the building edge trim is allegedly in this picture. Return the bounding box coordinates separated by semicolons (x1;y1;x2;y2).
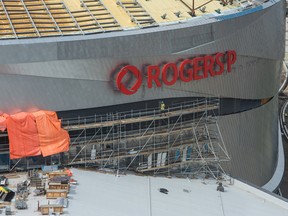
262;122;285;192
234;177;288;208
259;60;286;191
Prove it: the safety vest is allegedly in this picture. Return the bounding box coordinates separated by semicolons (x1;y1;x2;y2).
160;102;165;111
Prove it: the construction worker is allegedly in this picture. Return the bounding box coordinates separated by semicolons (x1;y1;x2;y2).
160;101;165;115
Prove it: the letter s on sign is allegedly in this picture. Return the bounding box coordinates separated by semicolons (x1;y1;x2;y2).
116;65;142;95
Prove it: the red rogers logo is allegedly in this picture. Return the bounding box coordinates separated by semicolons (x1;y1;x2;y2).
115;50;236;95
116;65;143;95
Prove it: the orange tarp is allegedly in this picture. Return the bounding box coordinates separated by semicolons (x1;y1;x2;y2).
5;110;70;159
33;111;70;157
6;112;41;159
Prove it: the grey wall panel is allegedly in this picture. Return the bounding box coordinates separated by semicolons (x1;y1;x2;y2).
0;0;283;113
0;0;283;186
0;0;284;63
218;97;278;186
0;42;58;64
0;55;280;113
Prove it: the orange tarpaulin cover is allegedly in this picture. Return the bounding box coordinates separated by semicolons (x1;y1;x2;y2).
5;110;70;159
6;112;41;159
33;111;70;157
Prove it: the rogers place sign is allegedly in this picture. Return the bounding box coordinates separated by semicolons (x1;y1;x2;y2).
115;50;236;95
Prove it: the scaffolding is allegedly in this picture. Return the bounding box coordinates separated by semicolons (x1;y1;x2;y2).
0;97;230;179
61;97;230;179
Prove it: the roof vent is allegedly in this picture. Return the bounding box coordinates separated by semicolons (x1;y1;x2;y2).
161;13;167;19
215;9;221;14
188;11;196;17
174;11;181;18
217;182;224;192
200;6;206;13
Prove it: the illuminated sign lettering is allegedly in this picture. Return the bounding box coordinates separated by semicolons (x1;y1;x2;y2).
114;50;236;95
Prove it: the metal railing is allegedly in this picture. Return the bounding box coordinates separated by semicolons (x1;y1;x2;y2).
61;98;219;127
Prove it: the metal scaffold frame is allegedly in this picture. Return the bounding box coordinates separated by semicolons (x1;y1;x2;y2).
62;97;230;179
0;97;230;179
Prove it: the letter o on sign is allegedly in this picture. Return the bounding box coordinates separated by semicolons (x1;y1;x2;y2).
116;65;142;95
162;63;178;86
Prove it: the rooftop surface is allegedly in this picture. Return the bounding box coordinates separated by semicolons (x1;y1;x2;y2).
0;0;244;39
5;168;288;215
67;169;288;216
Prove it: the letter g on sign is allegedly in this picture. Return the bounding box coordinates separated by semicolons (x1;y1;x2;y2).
116;65;143;95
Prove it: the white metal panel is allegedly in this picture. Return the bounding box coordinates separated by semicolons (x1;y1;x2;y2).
161;152;167;166
157;153;162;167
148;154;152;169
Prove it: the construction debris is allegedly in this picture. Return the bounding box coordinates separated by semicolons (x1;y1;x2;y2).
15;199;27;210
50;176;70;185
5;206;12;215
69;179;78;185
48;171;68;179
34;188;46;196
48;182;69;191
0;176;8;186
0;187;15;202
34;179;46;197
16;180;30;198
41;165;59;173
0;169;78;215
55;197;69;208
46;190;68;199
39;204;63;215
29;170;42;187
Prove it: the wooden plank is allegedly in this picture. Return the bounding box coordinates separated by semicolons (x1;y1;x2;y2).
65;104;218;131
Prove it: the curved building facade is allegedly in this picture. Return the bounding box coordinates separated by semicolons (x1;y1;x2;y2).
0;0;285;186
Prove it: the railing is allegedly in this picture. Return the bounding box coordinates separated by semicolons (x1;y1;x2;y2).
61;98;220;127
68;115;218;145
